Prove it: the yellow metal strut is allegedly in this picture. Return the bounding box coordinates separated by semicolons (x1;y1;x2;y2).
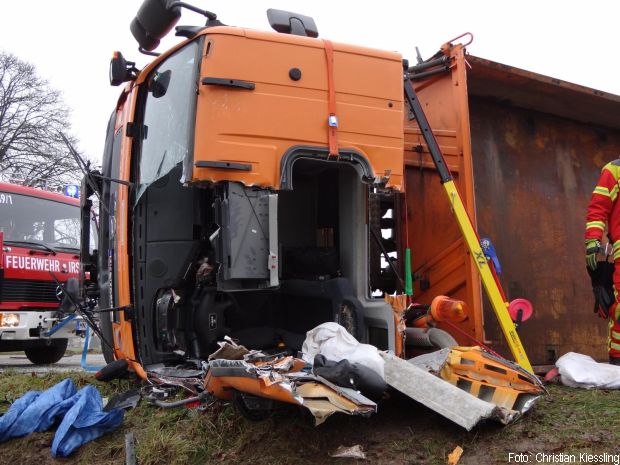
404;76;533;373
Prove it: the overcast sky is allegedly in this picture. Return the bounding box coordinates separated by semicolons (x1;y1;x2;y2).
1;0;618;163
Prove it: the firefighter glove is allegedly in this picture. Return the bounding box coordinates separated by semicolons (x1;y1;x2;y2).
593;286;611;319
586;239;601;271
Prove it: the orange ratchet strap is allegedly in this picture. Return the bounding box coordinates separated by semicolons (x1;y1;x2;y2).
322;39;339;157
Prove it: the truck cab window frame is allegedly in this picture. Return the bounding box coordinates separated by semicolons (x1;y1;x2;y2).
135;39;204;201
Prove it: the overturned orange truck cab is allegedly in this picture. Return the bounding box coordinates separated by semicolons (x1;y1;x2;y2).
88;8;422;375
85;1;545;395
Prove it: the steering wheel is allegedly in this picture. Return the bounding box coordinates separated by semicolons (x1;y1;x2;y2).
54;235;78;246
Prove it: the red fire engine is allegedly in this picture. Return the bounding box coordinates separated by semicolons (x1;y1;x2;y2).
0;182;87;364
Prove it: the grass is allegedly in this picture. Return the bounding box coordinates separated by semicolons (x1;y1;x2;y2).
0;372;620;465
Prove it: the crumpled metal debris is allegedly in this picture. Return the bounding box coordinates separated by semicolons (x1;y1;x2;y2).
148;366;203;378
383;348;545;430
104;389;141;412
206;354;376;425
208;337;249;361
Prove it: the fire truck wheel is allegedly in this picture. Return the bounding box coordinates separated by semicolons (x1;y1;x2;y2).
24;339;68;365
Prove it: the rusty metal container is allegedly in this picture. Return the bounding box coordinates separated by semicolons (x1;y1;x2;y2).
405;46;620;365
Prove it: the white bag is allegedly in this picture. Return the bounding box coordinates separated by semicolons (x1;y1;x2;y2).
301;322;385;379
556;352;620;389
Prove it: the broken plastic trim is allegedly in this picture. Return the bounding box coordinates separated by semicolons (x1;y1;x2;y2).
279;145;375;190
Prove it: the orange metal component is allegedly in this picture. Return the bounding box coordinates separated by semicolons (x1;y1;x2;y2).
440;32;474;54
407;45;620;364
109;85;147;380
444;347;540;392
404;42;483;344
206;375;298;404
203;370;301;405
384;294;407;357
191;27;404;190
439;347;543;411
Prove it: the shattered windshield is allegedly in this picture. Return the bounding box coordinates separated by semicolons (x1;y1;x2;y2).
0;191;83;251
136;41;201;200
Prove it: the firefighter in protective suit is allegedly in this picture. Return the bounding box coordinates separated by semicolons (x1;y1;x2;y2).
585;159;620;365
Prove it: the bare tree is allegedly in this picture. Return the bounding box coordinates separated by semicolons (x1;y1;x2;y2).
0;52;81;188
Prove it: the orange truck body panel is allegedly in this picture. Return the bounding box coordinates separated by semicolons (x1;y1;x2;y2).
405;48;620;364
404;45;484;345
190;27;404;190
110;87;147;379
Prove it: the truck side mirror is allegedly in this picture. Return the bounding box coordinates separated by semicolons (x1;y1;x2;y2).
130;0;182;51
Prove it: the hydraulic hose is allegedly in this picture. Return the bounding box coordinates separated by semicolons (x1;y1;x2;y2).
405;327;457;349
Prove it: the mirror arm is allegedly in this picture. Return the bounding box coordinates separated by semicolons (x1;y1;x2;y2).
168;1;217;20
139;46;160;57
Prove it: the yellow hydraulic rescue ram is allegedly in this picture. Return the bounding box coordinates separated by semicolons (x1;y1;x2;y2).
403;76;533;373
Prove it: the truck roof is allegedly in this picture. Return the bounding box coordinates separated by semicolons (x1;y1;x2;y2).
467;55;620;130
0;182;80;206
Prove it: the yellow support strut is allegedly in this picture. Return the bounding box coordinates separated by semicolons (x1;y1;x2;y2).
443;180;533;373
404;76;533;373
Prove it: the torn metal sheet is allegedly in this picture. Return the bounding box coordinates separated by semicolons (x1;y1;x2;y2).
278;372;377;409
104;389;141;412
208;359;257;377
295;382;375;426
205;356;375;425
148;374;203;395
408;348;452;373
208;338;250;361
381;352;516;430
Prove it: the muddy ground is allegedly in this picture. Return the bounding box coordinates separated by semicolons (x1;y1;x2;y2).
0;372;619;465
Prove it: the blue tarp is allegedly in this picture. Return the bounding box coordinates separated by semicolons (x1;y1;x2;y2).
52;385;124;457
1;379;77;440
0;391;40;442
0;379;124;457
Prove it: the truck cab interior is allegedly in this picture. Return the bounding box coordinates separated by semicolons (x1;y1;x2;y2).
116;154;396;367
